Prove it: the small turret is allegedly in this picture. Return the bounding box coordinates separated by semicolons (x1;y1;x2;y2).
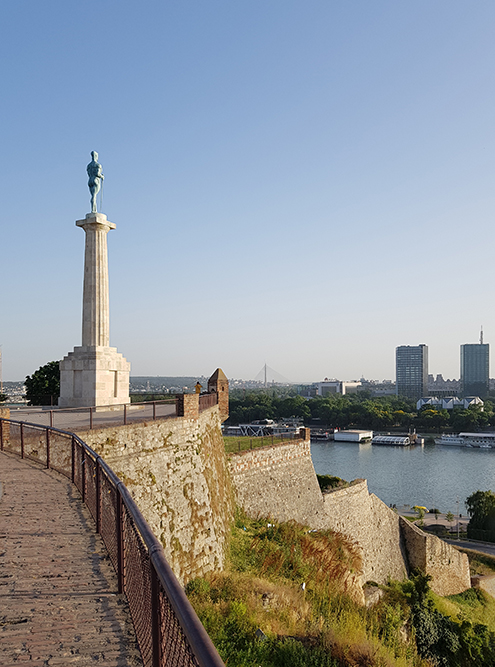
208;368;229;422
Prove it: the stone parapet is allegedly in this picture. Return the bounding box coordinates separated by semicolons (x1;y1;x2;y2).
0;409;10;445
229;439;311;474
176;393;199;419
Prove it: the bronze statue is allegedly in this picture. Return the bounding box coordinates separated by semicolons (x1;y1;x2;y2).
87;151;104;213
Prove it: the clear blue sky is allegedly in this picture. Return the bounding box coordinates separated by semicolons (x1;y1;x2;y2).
2;1;494;383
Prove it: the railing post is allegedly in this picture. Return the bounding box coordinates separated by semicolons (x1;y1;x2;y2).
116;488;125;594
124;404;127;426
90;407;93;430
50;410;54;428
151;565;161;667
96;459;101;534
81;449;86;503
0;420;3;451
46;429;50;469
71;436;76;483
153;402;156;420
20;423;24;458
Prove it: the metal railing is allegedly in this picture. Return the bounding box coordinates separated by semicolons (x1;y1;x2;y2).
9;393;219;431
0;418;224;667
12;398;177;431
224;431;304;453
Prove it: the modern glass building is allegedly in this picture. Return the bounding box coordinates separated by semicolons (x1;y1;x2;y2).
396;344;428;400
460;343;489;398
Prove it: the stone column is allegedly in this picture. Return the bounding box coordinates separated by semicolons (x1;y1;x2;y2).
78;213;115;347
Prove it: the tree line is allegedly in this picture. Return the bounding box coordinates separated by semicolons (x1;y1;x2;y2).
227;388;495;432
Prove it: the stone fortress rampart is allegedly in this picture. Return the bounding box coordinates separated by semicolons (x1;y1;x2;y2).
82;393;470;596
77;402;234;585
229;437;470;596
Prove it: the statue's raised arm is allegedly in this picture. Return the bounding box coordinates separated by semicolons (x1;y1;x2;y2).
87;151;104;213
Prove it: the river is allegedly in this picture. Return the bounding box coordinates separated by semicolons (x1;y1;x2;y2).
310;440;495;514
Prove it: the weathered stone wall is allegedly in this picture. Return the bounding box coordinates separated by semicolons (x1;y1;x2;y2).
228;439;326;527
77;405;234;585
229;441;470;595
400;517;471;596
321;481;408;584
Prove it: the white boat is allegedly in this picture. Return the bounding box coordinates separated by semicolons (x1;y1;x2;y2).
435;432;495;448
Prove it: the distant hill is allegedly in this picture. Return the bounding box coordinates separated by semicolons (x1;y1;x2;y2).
130;376;209;392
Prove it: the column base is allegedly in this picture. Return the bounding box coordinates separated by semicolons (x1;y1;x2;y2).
59;346;130;408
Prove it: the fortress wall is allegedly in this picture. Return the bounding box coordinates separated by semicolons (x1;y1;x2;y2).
77;405;234;585
400;517;471;596
228;439;326;527
321;481;408;584
75;412;470;596
229;441;470;595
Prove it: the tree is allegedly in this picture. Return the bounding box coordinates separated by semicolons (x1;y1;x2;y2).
414;506;425;526
415;407;449;431
465;490;495;531
0;393;7;403
25;361;60;406
446;511;454;525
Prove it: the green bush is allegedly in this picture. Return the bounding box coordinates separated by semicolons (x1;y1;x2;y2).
316;474;348;492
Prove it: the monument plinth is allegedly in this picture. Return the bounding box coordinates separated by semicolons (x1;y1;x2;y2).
59;155;130;408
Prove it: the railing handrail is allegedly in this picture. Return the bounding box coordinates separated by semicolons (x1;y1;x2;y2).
0;417;224;667
19;397;177;413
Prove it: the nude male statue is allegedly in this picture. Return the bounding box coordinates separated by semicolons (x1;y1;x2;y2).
87;151;104;213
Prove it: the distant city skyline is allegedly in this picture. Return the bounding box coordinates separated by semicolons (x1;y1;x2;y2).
2;2;495;382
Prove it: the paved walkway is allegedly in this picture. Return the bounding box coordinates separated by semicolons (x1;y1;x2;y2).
0;451;143;666
6;403;176;433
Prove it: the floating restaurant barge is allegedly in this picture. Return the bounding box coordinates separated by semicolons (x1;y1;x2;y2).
435;432;495;448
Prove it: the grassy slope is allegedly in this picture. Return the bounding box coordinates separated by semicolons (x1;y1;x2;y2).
187;511;427;667
435;549;495;631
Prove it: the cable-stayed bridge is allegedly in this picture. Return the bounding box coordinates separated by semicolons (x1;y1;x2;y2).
254;364;293;386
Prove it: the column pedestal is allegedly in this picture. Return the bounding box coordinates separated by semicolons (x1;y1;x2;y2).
59;346;130;408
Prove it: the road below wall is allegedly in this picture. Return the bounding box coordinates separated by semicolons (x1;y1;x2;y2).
445;538;495;558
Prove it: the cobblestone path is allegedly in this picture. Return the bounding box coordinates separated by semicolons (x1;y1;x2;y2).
0;451;143;666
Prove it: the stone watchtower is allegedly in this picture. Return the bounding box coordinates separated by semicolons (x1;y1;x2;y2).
59;155;130;408
208;368;229;422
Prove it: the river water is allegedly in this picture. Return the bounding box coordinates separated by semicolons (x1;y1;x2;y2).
310;441;495;514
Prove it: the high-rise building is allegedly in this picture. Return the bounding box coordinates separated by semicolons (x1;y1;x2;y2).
460;333;489;398
396;344;428;400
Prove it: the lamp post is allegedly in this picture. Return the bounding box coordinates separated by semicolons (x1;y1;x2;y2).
456;497;460;540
